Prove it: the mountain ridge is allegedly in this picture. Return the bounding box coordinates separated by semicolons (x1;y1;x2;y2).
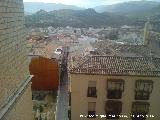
24;2;84;13
24;1;160;32
25;9;129;28
94;1;160;13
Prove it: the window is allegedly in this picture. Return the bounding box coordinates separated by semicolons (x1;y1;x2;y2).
135;80;153;100
107;79;124;99
87;81;97;97
68;110;71;120
88;102;96;118
131;102;150;120
105;100;122;119
90;50;97;55
69;92;71;106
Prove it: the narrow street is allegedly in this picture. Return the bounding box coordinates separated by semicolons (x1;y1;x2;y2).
56;73;69;120
56;47;69;120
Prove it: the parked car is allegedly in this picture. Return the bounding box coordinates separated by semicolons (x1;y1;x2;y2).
54;47;62;55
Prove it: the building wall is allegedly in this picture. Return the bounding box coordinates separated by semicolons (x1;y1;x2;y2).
148;39;160;55
2;85;33;120
29;56;59;91
70;74;160;120
0;0;33;119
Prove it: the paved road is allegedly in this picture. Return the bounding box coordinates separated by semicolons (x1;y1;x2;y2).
56;62;69;120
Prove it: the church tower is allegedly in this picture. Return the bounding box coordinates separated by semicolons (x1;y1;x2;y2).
143;19;152;45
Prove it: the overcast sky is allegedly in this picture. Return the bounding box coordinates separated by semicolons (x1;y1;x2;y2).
23;0;159;8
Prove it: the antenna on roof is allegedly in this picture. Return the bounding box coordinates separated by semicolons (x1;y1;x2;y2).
150;49;154;72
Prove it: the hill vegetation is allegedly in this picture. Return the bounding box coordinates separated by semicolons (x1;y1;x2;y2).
25;9;129;28
25;1;160;31
94;1;159;14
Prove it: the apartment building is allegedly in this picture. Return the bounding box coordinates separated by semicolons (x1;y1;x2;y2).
0;1;33;120
69;56;160;120
69;26;160;120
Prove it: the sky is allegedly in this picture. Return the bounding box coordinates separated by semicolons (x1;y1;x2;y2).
23;0;159;8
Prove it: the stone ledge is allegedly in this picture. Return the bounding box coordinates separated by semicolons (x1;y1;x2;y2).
0;75;33;119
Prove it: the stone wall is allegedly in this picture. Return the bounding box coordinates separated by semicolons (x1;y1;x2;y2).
0;0;33;119
2;85;33;120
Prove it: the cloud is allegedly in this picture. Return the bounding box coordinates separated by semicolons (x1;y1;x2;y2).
23;0;159;7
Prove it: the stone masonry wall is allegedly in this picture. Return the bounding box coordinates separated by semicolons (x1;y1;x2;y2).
2;85;34;120
0;0;33;119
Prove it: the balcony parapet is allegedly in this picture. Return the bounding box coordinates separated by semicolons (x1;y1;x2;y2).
0;75;33;120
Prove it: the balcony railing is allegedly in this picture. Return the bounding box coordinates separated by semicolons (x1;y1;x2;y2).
107;90;122;99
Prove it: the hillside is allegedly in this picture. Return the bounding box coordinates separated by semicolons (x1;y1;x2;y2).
94;1;159;14
126;4;160;18
25;9;129;28
24;1;160;32
125;5;160;31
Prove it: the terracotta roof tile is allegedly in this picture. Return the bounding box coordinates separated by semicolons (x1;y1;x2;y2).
94;41;160;57
70;56;160;76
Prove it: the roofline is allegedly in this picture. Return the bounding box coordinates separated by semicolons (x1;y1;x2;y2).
89;55;160;59
69;72;160;77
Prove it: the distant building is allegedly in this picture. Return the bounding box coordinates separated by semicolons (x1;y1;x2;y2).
118;30;143;45
30;31;43;41
147;31;160;56
0;1;33;120
94;40;160;57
